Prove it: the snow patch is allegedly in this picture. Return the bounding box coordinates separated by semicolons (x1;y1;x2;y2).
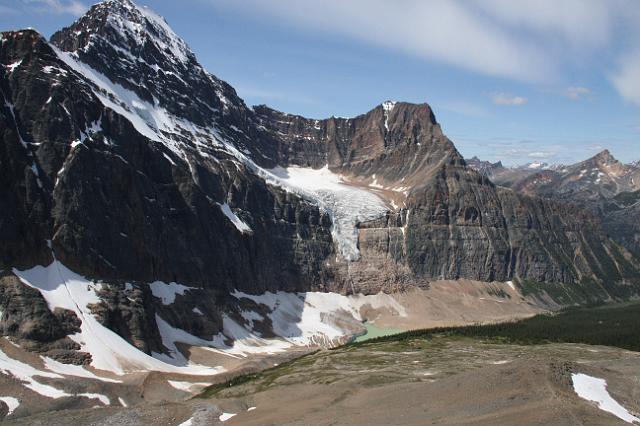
42;357;121;383
51;45;233;165
13;262;222;375
135;3;192;64
42;65;67;76
70;117;102;149
572;373;639;424
0;396;19;415
178;417;193;426
0;348;69;399
5;60;22;73
167;380;211;393
151;290;406;360
53;47;176;150
2;96;43;188
231;290;407;348
162;152;177;166
219;412;237;422
218;203;252;233
382;100;397;131
149;281;195;305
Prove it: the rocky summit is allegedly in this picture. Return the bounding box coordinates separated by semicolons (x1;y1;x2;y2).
0;0;639;422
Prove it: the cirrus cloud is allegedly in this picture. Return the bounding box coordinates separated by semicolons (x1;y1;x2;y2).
23;0;87;16
213;0;640;87
491;93;527;106
214;0;556;82
611;52;640;106
565;86;592;101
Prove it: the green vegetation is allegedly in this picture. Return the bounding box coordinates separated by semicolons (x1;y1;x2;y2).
196;351;319;399
197;302;640;399
515;279;601;304
352;301;640;352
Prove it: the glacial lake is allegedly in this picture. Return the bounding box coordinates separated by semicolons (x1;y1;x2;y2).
353;323;405;343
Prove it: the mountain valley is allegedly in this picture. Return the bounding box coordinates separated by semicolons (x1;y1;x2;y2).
1;0;639;424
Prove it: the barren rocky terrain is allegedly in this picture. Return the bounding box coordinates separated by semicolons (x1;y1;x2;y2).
8;335;640;425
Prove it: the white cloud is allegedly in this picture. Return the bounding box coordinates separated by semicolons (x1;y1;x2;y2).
213;0;640;85
215;0;553;82
528;151;553;159
491;93;527;106
473;0;613;49
23;0;87;16
565;86;592;101
611;52;640;105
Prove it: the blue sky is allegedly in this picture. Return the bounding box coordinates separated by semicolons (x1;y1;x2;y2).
1;0;639;165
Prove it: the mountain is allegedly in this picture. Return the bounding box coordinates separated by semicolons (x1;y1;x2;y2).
0;0;639;418
516;150;640;200
489;150;640;256
466;157;556;187
465;156;504;176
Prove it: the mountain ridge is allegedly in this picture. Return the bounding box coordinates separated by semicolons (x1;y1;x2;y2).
1;10;636;289
468;150;640;256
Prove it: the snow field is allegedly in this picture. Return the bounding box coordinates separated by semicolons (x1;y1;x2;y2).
572;373;639;424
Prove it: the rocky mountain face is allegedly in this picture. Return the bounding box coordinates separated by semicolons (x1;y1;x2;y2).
465;156;504;176
1;0;638;370
0;22;335;361
486;151;640;256
599;190;640;257
256;105;638;291
516;150;640;200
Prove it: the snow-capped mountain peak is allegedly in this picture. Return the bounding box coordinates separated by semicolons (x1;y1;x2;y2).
50;0;246;132
526;161;550;170
58;0;196;66
382;100;397;111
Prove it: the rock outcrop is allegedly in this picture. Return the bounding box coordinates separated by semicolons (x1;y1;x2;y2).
0;272;88;363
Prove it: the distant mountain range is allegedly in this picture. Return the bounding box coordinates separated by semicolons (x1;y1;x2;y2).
467;150;640;256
